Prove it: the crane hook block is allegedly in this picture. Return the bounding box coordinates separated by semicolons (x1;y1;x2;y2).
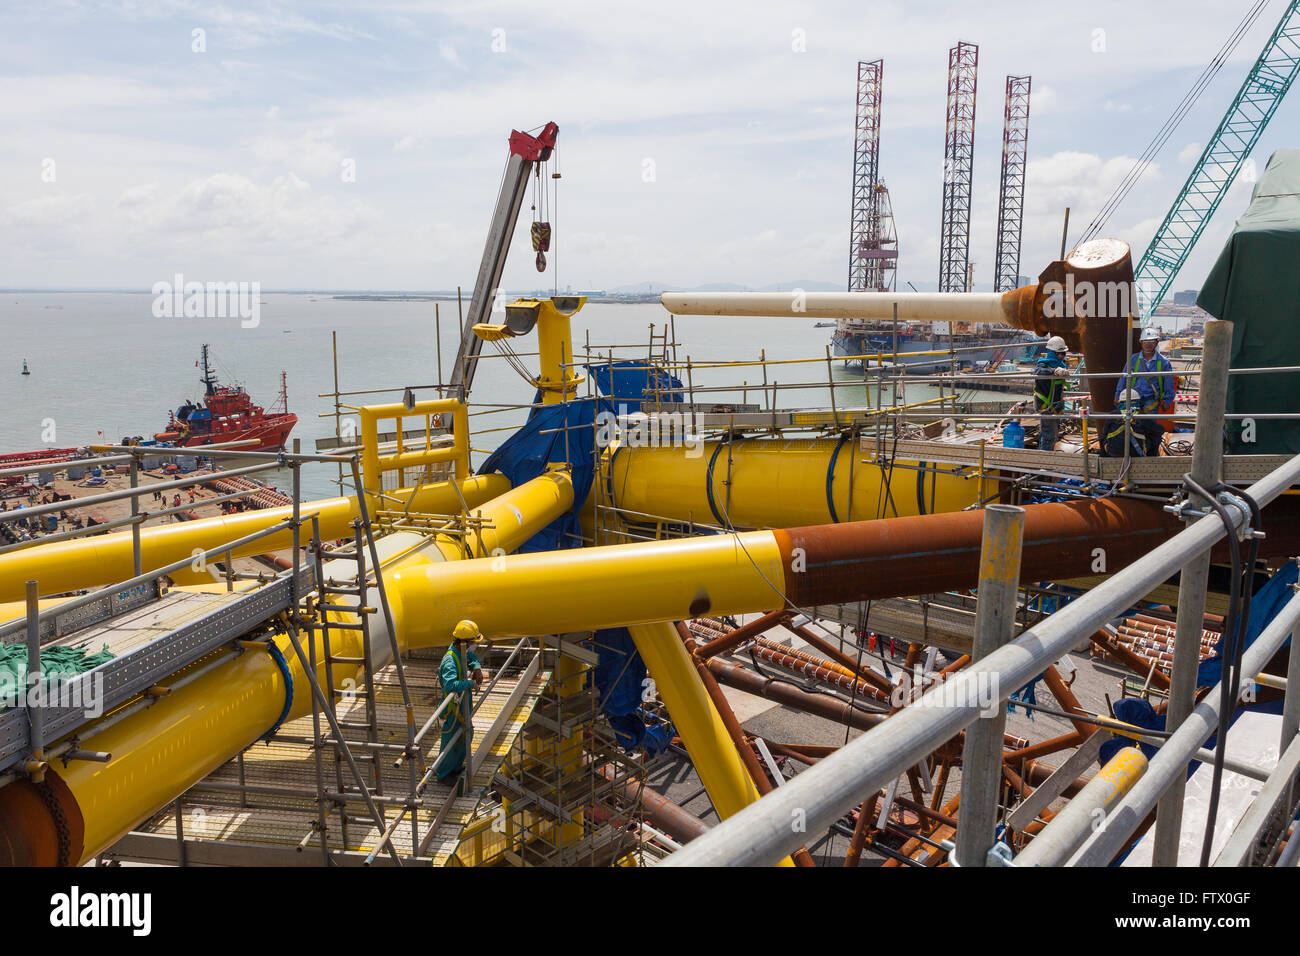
531;222;552;253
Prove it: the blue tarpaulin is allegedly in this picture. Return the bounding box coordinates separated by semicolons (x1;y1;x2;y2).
586;360;684;412
476;367;682;749
477;393;599;553
1198;561;1298;687
589;628;674;755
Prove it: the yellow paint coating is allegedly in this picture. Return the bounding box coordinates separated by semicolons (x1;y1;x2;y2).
0;475;509;603
393;529;788;647
53;471;573;863
606;437;983;529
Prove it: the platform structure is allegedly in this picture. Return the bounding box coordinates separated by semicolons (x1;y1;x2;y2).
107;647;552;866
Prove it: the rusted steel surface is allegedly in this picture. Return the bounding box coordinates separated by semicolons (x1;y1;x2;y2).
692;609;789;660
844;791;880;868
782;620;894;693
706;657;1027;752
705;657;887;733
597;765;711;843
772;498;1177;609
770;487;1300;611
748;641;892;705
0;772;84;867
1089;629;1173;691
1001;730;1086;765
1042;665;1093;738
674;621;816;867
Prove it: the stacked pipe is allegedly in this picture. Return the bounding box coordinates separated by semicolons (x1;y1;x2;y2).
1099;615;1221;673
205;474;293;510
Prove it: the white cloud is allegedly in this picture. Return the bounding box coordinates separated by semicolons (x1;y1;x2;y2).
438;41;461;67
251;127;348;181
0;0;1290;290
1031;85;1058;114
1178;142;1202;163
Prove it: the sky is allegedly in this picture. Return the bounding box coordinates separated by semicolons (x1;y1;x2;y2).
0;0;1295;293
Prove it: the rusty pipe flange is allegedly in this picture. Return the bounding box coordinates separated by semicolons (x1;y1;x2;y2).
0;770;85;867
999;238;1135;416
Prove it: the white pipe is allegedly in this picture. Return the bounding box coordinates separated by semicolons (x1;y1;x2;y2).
659;291;1012;324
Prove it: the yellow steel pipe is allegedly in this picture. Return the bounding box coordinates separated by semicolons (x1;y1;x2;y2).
605;437;987;530
0;474;509;603
627;623;762;821
533;297;584;404
2;471;573;865
394;530;788;649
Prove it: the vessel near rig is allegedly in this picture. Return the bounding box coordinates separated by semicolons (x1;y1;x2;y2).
153;344;297;451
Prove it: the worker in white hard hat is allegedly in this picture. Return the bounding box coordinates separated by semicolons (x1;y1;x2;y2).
1034;336;1071;451
438;619;487;788
1116;327;1177;432
1101;389;1164;458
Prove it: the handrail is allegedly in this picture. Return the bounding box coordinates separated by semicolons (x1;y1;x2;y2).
663;448;1300;867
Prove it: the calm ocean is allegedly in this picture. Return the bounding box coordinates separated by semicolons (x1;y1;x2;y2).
2;292;994;501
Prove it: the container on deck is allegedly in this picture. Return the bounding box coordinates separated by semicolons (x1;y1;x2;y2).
1003;419;1025;449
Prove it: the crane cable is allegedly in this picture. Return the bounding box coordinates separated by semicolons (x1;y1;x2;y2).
1077;0;1271;247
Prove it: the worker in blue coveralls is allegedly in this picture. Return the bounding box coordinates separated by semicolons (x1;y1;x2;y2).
1034;336;1071;451
1101;389;1164;458
1115;327;1176;433
438;619;486;788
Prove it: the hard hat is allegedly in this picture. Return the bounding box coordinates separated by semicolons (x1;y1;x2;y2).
1116;389;1141;405
452;619;480;642
1140;327;1159;342
1045;336;1068;353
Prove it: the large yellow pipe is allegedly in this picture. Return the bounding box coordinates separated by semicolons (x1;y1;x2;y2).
394;530;788;648
605;437;985;529
627;623;765;821
11;471;572;865
0;474;510;603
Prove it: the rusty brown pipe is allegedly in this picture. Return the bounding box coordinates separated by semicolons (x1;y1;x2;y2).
772;496;1300;611
844;791;880;867
596;765;711;843
705;657;887;734
692;609;790;660
1041;665;1094;739
706;658;1026;751
748;641;892;705
1089;629;1173;691
998;238;1136;416
1002;731;1087;765
781;620;894;693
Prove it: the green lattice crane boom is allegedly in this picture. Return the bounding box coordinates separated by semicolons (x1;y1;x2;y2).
1136;0;1300;316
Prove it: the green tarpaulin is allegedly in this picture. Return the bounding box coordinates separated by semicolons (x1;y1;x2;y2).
0;643;114;711
1198;149;1300;454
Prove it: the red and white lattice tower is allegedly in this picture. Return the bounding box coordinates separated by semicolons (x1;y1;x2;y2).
848;59;897;292
938;41;978;292
994;74;1032;292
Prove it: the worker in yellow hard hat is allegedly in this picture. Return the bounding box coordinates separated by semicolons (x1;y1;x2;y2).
437;619;486;789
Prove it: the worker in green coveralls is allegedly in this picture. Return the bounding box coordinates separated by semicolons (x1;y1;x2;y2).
438;619;486;789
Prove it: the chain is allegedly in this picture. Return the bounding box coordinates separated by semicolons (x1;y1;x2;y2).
34;779;72;866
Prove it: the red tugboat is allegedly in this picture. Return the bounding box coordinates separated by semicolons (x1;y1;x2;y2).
155;345;297;450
